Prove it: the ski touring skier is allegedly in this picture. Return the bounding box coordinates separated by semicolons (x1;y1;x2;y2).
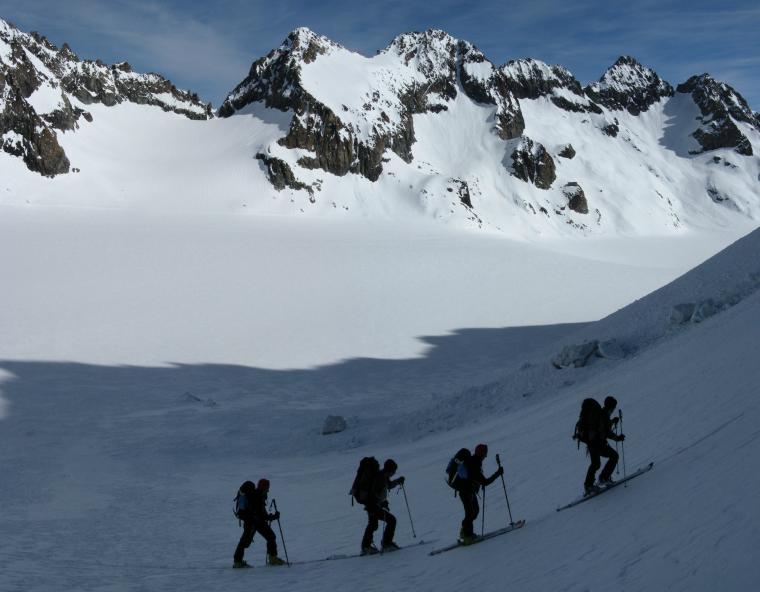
354;458;405;555
232;478;287;568
574;395;626;496
452;444;503;545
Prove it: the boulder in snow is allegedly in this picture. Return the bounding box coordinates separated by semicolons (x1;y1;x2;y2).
563;182;588;214
669;303;696;325
552;340;599;369
322;415;347;435
692;299;718;323
597;339;624;360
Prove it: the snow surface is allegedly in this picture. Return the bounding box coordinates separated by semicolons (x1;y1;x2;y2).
1;202;759;591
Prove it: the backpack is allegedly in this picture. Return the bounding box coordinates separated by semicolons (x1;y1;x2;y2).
233;481;255;522
350;457;380;505
574;398;603;447
445;448;472;491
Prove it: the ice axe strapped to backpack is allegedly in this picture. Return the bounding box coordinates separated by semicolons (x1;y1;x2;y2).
350;456;380;505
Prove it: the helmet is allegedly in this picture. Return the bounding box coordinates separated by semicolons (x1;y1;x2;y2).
474;443;488;457
604;395;618;409
257;478;270;491
384;459;398;473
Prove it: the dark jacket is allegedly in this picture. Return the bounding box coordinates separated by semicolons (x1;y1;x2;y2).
461;456;500;493
593;409;622;445
241;489;276;522
370;469;402;508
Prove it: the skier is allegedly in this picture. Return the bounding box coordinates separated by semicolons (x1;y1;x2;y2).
457;444;503;544
580;395;625;495
233;478;287;568
361;459;405;555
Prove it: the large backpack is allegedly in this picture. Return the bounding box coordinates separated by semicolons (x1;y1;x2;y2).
445;448;472;492
350;457;380;505
574;398;603;447
233;481;255;523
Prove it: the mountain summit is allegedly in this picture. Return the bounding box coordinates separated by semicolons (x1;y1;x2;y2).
1;21;759;236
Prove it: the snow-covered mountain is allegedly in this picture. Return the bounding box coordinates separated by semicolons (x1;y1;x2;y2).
2;19;760;236
0;18;211;175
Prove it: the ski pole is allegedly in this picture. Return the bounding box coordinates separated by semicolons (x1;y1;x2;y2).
481;485;486;537
619;410;627;486
495;454;514;526
270;499;290;566
614;421;620;475
400;483;416;538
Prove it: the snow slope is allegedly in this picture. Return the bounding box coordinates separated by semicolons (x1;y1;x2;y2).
1;211;758;591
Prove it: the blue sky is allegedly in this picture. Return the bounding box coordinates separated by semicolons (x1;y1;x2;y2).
1;0;758;109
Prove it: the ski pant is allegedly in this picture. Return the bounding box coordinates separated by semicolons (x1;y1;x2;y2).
234;518;277;562
361;504;396;548
585;442;618;487
459;489;480;537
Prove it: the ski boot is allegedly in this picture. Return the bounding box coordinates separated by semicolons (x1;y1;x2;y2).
459;533;478;546
381;541;400;553
232;559;251;569
361;544;380;556
267;554;286;566
584;484;601;497
598;476;616;487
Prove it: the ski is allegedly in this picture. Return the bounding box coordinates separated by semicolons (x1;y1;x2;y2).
293;539;432;565
556;461;654;512
429;519;526;556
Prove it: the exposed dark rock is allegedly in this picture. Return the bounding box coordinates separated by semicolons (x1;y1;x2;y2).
0;16;211;176
563;182;588;214
221;28;524;186
1;89;69;175
502;58;602;114
677;74;756;156
602;120;619;137
450;178;472;208
585;56;673;115
255;152;311;193
558;144;576;159
510;136;556;189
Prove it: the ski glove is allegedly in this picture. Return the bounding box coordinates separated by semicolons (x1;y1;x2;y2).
611;417;620;427
269;511;280;521
617;434;625;442
495;466;504;477
397;476;405;485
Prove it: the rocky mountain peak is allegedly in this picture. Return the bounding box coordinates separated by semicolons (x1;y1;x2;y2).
1;16;212;176
676;74;757;156
501;58;601;114
585;55;673;115
677;74;757;127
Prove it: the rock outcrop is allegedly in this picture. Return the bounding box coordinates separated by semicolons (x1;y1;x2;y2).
220;28;524;184
502;58;602;113
510;136;556;189
0;17;211;176
585;56;673;115
563;182;588;214
677;74;758;156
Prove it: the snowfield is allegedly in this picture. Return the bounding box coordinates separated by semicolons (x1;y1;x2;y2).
2;21;759;592
1;203;759;591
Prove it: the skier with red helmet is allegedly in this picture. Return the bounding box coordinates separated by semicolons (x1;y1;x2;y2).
457;444;503;544
233;478;287;568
